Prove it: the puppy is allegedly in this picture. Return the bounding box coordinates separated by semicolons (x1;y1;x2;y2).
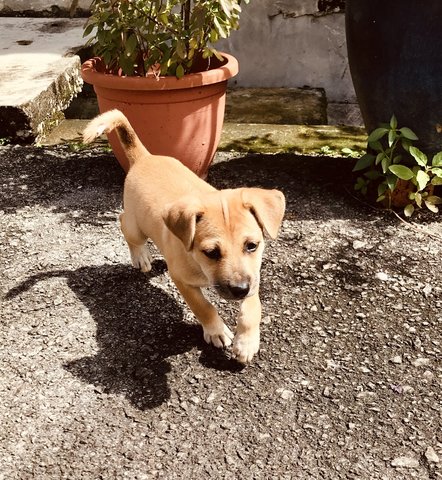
83;110;285;363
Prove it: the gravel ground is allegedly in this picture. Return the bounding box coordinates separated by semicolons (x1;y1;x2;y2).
1;144;441;479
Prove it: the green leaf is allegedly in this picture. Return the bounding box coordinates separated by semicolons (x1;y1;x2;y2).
374;152;384;166
401;138;412;152
392;155;402;164
352;154;375;172
432;151;442;166
386;174;398;191
354;177;368;193
176;64;185;79
83;22;95;38
368;128;389;143
368;140;383;152
416;170;430;191
125;33;138;56
159;12;169;25
213;17;227;38
381;156;390;174
388;129;396;147
176;40;187;60
389;165;414;180
425;201;439;213
415;192;423;208
430;167;442;178
378;183;388;196
364;170;381;180
431;176;442;185
409;146;428;167
342;147;356;157
389;114;398;130
404;204;415;217
427;195;442;205
399;127;419;141
220;0;233;17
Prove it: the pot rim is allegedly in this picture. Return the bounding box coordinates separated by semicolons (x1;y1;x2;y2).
81;52;238;91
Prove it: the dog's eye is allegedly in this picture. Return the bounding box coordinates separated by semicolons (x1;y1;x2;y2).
245;241;259;253
203;247;222;261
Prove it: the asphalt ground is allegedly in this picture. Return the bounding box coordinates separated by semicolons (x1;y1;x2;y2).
1;143;441;479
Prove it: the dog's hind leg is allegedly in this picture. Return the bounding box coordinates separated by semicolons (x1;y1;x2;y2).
119;213;153;272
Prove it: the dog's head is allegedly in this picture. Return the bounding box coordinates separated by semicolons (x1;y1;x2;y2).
163;188;285;300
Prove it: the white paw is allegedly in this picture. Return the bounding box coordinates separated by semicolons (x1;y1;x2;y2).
130;245;152;273
203;322;234;349
232;331;260;364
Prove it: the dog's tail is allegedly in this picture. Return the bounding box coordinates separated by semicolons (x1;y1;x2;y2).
83;109;148;167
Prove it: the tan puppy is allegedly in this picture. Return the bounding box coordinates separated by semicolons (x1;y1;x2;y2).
83;110;285;363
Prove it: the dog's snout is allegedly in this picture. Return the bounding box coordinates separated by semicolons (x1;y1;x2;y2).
228;282;250;299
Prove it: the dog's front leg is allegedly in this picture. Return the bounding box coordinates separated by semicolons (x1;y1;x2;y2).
233;293;262;363
172;279;234;348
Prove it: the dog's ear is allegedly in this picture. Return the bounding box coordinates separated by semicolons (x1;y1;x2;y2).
163;199;203;251
241;188;286;239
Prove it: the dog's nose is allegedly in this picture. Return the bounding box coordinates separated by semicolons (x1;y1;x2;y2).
228;282;250;299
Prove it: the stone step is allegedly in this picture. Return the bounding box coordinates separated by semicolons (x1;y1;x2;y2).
65;87;328;125
0;17;85;143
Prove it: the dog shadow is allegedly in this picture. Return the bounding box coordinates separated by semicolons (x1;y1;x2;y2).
6;261;223;410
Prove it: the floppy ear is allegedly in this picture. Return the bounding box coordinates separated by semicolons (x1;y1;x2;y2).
241;188;286;239
162;199;203;251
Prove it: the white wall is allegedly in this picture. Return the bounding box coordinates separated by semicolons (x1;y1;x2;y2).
216;0;358;122
220;1;351;100
0;0;90;12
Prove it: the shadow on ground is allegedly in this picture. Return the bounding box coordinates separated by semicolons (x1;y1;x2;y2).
6;259;244;410
0;146;366;225
0;147;124;225
6;261;193;410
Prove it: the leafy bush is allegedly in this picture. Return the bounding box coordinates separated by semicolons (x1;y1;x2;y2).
84;0;248;77
353;115;442;216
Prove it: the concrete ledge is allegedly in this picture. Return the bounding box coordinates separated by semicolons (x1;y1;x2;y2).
42;119;367;157
0;17;85;143
225;88;327;125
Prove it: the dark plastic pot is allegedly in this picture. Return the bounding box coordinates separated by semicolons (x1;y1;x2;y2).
346;1;442;153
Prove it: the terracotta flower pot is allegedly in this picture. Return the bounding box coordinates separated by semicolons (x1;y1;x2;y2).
81;53;238;178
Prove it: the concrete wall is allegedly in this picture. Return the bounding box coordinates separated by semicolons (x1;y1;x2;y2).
217;0;360;124
0;0;90;15
1;0;361;125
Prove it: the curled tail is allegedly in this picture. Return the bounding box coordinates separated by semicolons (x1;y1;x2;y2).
83;109;149;167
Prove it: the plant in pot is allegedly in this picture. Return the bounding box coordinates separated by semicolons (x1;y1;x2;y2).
82;0;249;177
353;115;442;217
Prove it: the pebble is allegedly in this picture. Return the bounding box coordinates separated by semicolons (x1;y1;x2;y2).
206;392;216;403
412;337;422;350
391;456;419;468
412;357;430;367
352;240;366;250
423;284;433;297
390;355;402;364
322;386;331;398
262;316;271;325
425;446;439;463
277;388;294;400
375;272;390;281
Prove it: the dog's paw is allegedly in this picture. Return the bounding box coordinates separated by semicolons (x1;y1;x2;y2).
130;245;153;273
203;322;234;349
232;331;260;364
